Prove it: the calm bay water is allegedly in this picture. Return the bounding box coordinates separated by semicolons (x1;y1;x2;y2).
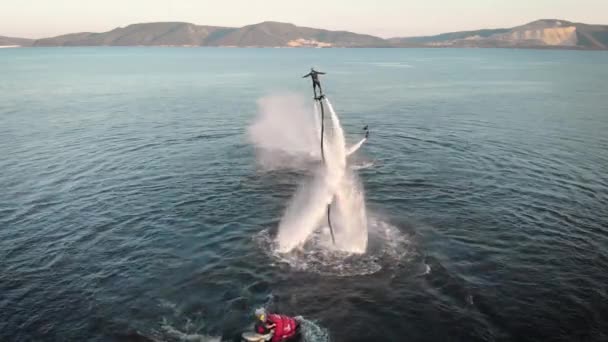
1;47;608;342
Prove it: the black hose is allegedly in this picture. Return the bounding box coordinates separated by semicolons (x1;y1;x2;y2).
327;203;335;244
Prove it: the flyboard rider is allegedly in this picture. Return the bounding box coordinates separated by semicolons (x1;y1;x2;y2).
302;68;326;99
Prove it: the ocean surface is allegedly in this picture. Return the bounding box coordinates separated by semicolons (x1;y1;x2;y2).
1;47;608;342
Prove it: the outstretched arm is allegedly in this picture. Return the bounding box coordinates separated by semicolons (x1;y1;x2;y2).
317;71;326;75
302;73;311;78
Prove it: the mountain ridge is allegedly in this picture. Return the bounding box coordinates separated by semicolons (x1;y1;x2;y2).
390;19;608;49
31;21;388;48
2;19;607;49
0;35;34;46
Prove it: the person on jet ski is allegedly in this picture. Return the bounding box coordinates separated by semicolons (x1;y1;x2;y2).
254;308;300;342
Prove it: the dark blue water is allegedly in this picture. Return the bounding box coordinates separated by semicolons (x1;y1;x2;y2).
1;47;608;342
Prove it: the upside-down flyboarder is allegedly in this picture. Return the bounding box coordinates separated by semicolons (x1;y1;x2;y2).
302;68;326;100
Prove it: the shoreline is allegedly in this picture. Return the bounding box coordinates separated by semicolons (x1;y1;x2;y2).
3;45;606;51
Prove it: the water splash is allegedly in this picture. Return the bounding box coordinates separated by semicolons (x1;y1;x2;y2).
296;316;331;342
160;320;221;342
275;166;336;253
330;170;368;253
156;301;222;342
248;93;367;171
276;97;367;254
248;94;321;170
254;216;413;277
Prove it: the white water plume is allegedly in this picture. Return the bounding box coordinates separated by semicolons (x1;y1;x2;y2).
248;93;367;171
346;137;367;156
248;94;320;170
331;171;368;252
273;97;368;254
275;167;337;253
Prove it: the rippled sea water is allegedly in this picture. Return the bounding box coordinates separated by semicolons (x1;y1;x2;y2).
1;47;608;342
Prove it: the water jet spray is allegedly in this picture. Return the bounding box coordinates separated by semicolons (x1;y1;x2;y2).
304;69;335;245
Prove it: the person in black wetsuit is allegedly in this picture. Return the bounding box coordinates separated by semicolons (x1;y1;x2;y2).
302;68;326;99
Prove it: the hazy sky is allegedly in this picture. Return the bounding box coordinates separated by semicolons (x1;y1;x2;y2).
3;0;607;38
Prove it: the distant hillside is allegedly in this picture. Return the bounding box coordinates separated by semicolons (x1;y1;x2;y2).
205;21;388;47
32;21;388;48
34;22;231;47
390;19;608;49
0;36;33;46
3;19;607;49
388;28;510;46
